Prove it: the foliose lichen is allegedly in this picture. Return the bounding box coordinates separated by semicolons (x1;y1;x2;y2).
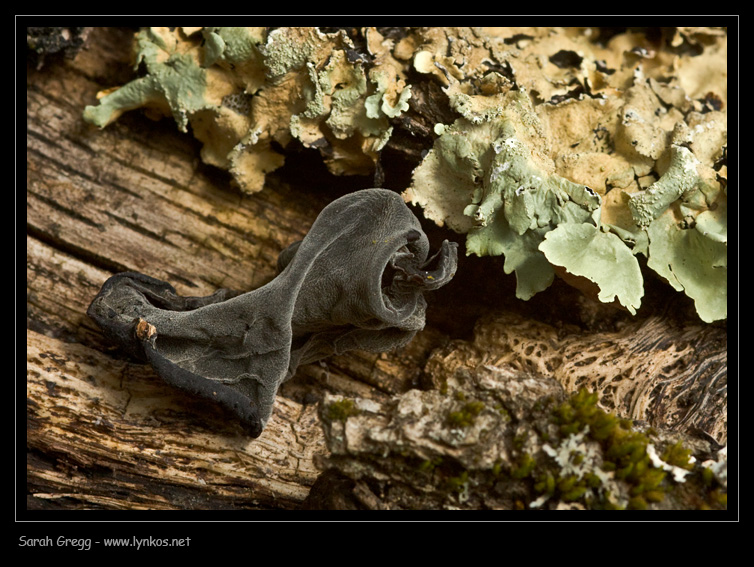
84;27;727;323
84;27;413;193
403;27;727;323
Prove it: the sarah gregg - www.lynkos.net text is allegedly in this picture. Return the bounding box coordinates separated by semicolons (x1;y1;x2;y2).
19;535;191;551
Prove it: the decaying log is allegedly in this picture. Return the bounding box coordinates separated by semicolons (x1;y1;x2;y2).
25;27;446;510
27;328;324;510
25;27;728;512
310;362;727;510
426;311;728;444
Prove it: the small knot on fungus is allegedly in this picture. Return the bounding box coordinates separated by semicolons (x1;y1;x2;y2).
134;318;157;340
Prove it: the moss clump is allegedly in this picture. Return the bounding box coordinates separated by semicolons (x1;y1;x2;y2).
444;471;469;496
418;456;443;473
436;387;724;511
534;471;556;495
447;401;485;428
511;453;536;479
552;388;673;509
661;440;695;471
325;399;360;422
548;387;724;510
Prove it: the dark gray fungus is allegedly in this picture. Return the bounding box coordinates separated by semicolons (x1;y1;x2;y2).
88;189;458;438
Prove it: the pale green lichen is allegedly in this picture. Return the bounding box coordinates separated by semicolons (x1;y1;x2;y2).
540;223;643;314
320;52;370;137
202;27;263;67
628;145;704;227
84;27;411;192
407;91;604;302
626;144;727;323
260;27;325;79
83;75;171;128
366;70;412;119
85;27;213;132
405;82;726;321
646;206;727;323
84;27;727;323
402;28;727;324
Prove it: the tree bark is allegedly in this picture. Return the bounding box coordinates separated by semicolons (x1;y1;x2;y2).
25;27;727;512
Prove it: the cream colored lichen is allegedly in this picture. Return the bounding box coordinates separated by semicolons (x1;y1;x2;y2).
84;26;417;193
83;27;727;321
402;26;727;322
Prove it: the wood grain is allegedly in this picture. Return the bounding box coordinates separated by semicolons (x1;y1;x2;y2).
25;27;334;510
25;27;444;510
25;27;727;511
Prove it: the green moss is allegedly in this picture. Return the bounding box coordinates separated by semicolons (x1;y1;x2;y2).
493;403;511;421
643;489;665;503
325;399;359;422
561;485;588;502
554;388;668;508
557;474;578;493
695;456;727;510
701;466;716;486
534;471;556;495
447;400;485;428
418;456;443;473
491;460;504;477
661;441;695;471
512;432;527;450
445;471;469;494
710;489;727;508
584;472;602;489
511;453;536;479
628;496;648;510
415;387;719;511
535;387;712;510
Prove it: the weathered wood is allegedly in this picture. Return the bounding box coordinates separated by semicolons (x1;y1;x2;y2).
424;311;728;445
27;328;324;510
26;53;323;295
26;27;728;511
25;27;438;510
26;27;326;510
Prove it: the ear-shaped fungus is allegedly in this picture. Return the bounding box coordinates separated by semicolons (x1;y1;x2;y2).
87;189;458;437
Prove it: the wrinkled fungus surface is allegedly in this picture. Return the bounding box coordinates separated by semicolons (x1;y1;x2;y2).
87;189;458;437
